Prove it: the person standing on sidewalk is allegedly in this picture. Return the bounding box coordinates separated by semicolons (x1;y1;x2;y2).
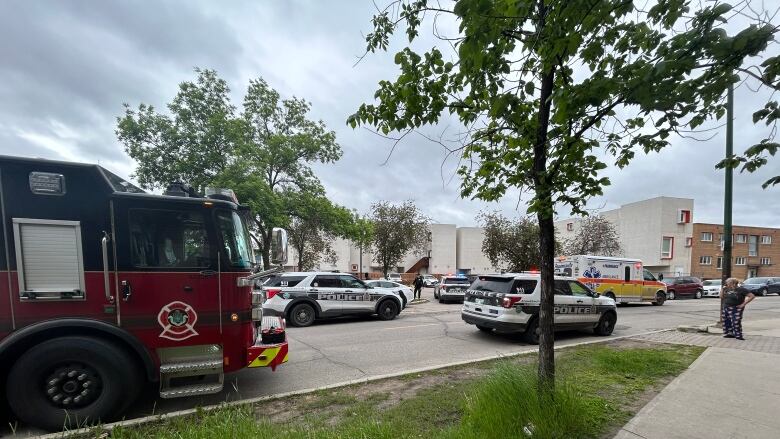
721;277;756;340
413;274;424;300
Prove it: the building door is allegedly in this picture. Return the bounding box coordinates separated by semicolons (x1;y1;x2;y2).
747;267;758;279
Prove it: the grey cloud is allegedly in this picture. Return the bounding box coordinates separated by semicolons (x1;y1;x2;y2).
0;0;777;229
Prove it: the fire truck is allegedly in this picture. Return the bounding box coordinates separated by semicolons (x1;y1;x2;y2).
0;155;289;431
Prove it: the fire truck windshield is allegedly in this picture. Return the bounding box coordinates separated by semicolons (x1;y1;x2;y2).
216;210;254;269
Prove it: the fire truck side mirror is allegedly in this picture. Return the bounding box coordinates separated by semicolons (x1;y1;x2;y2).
270;228;288;266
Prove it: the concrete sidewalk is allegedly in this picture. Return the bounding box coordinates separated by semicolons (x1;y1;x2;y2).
615;319;780;439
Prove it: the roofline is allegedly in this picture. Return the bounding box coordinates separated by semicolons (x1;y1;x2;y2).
560;255;642;263
692;222;780;231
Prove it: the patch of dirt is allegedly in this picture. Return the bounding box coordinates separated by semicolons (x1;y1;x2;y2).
598;375;678;439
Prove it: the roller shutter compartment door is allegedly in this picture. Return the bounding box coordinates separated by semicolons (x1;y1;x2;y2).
13;219;85;298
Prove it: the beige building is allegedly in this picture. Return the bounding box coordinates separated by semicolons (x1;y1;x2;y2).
456;227;500;275
555;197;695;277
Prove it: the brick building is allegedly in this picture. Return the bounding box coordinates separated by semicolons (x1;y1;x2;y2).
690;223;780;280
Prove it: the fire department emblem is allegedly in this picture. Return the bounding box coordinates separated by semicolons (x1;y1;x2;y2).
158;301;199;341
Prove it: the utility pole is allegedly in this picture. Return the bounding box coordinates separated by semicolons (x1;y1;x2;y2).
720;82;734;324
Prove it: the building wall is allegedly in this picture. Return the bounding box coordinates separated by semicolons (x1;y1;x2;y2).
429;224;457;274
554;197;694;277
690;223;780;280
456;227;498;274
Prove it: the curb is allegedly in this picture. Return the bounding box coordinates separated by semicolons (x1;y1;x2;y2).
677;324;724;334
35;328;674;439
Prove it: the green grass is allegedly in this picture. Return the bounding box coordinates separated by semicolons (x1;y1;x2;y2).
104;343;704;439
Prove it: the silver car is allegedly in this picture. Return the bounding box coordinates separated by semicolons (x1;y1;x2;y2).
434;276;472;303
702;279;721;297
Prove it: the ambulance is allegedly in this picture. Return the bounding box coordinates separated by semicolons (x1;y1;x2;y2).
554;255;668;305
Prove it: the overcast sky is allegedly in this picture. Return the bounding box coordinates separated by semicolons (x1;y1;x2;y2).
1;1;778;227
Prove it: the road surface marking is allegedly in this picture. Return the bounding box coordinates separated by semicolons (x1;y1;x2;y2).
381;323;440;331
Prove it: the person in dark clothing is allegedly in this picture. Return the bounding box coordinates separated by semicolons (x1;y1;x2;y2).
413;274;424;300
721;278;756;340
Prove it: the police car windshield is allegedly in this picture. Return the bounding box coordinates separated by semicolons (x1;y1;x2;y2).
444;277;470;284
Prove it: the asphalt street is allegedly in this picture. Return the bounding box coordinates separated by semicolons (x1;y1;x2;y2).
127;290;780;416
6;290;780;436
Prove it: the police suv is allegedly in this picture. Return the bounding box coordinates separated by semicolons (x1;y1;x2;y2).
461;273;617;343
261;272;408;327
434;275;472;303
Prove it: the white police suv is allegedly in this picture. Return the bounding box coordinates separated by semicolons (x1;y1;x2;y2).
262;272;407;327
461;273;617;344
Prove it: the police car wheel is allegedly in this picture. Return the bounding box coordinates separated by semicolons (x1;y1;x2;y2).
377;299;399;321
595;313;616;336
6;336;140;432
289;303;316;327
523;319;540;344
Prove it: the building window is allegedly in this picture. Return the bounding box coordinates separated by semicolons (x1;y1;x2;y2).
566;222;573;231
716;256;723;269
699;256;712;265
661;237;674;259
701;232;713;242
761;257;771;265
761;235;772;245
735;257;746;266
685;237;692;247
678;209;691;224
748;235;759;257
735;234;747;243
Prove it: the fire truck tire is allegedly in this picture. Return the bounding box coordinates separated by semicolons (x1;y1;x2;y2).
6;336;141;432
288;303;316;327
377;299;399;321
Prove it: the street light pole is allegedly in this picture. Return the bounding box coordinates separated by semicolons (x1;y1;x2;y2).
720;82;734;323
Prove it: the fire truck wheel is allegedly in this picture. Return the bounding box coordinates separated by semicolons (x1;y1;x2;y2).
377;299;399;321
6;336;140;432
289;303;316;327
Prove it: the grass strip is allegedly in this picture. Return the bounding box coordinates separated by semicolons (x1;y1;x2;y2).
103;342;704;439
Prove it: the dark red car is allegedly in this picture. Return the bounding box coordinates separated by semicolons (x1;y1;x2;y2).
662;276;704;300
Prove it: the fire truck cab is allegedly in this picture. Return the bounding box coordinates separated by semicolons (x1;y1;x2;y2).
0;156;288;431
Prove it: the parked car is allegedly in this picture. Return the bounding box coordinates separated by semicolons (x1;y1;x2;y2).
386;273;403;283
262;272;406;327
422;274;439;287
461;273;617;343
701;279;722;297
366;279;413;304
434;276;472;303
662;276;704;300
741;277;780;296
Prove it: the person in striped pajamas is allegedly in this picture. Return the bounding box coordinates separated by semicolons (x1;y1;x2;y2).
721;278;756;340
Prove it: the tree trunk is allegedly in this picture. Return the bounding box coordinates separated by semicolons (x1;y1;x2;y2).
533;61;556;390
262;225;273;269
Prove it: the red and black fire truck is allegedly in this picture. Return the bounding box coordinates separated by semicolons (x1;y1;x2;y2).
0;155;288;431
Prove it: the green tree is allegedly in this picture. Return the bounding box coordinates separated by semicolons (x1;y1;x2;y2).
286;191;354;271
351;0;777;386
348;215;375;277
117;69;341;268
563;215;622;257
370;201;430;278
478;212;543;272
